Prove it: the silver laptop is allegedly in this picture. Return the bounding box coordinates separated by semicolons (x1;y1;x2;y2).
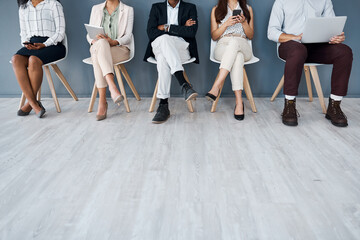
301;17;347;43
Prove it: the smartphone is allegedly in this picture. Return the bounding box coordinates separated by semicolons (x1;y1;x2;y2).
233;9;243;16
23;42;34;45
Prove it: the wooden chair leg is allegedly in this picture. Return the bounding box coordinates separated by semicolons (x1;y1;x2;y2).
243;68;257;113
149;80;159;113
119;64;141;101
304;66;313;102
115;65;130;113
37;86;41;101
88;82;98;113
19;93;26;110
44;66;61;113
309;66;327;114
51;64;78;101
183;70;194;113
270;75;285;102
210;72;224;113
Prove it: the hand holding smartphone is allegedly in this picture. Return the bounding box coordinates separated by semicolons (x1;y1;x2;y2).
23;42;34;45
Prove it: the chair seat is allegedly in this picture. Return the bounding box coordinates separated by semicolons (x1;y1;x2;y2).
82;56;133;66
210;56;259;65
147;57;196;65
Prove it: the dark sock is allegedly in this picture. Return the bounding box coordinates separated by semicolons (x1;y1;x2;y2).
160;98;168;105
174;71;187;86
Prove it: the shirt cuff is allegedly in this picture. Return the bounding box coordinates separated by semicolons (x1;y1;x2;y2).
43;39;53;47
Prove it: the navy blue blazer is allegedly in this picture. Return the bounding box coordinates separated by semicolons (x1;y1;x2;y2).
143;0;199;64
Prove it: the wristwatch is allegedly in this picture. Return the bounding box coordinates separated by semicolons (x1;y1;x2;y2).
164;24;170;32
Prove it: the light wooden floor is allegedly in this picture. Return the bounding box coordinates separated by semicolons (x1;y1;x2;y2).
0;97;360;240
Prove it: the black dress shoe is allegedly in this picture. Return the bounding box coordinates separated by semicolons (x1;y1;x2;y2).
234;102;245;121
17;108;31;116
205;93;217;102
181;83;198;101
152;103;170;124
35;101;46;118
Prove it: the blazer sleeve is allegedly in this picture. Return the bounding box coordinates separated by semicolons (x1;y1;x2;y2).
147;4;165;41
168;4;198;39
116;7;134;46
86;6;96;45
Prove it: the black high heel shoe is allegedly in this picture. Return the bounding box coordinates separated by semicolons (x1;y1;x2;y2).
205;89;221;102
234;102;245;121
17;108;31;116
35;101;46;118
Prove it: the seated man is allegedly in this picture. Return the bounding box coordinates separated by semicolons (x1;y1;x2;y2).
144;0;199;124
268;0;353;127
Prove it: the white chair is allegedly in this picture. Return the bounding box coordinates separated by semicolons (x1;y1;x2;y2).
83;35;141;113
147;56;197;113
209;39;259;113
13;35;78;113
270;49;327;114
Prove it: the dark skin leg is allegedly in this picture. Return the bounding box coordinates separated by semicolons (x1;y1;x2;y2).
22;56;44;111
12;54;41;113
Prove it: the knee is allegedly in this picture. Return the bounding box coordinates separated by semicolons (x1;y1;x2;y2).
289;44;307;61
11;55;26;67
28;56;43;70
337;44;353;61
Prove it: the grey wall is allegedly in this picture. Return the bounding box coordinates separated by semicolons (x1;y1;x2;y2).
0;0;359;98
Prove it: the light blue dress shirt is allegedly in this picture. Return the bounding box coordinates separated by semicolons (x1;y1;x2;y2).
268;0;336;43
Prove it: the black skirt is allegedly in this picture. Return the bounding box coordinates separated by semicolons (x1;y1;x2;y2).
15;36;66;65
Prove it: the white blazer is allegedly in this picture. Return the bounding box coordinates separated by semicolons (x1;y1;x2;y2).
86;1;134;49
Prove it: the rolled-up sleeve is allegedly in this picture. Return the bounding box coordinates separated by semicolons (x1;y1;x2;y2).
44;2;65;47
323;0;336;17
267;0;284;43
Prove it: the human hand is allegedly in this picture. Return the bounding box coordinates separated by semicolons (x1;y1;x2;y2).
96;34;118;46
293;33;303;41
225;16;240;27
185;18;196;27
157;25;165;31
330;32;345;44
26;43;45;50
238;14;246;24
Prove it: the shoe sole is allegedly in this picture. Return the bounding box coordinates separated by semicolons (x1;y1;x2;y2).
114;96;124;106
325;114;348;127
152;115;170;124
186;93;198;101
282;120;298;126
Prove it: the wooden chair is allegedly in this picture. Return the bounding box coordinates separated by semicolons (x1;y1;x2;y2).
209;39;259;113
13;35;78;113
270;61;327;114
83;35;141;113
147;57;197;113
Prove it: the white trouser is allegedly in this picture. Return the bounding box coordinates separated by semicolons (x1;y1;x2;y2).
151;35;191;99
214;36;252;91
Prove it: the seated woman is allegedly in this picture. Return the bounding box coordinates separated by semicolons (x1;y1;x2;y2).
12;0;66;118
87;0;134;121
206;0;254;121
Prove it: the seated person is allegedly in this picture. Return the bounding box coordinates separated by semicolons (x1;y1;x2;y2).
12;0;66;118
144;0;199;124
268;0;353;127
87;0;133;121
206;0;254;121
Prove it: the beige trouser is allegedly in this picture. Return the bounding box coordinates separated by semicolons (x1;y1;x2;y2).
90;39;130;88
215;36;252;91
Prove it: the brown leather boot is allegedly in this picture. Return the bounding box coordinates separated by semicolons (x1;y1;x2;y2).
326;98;348;127
282;98;298;126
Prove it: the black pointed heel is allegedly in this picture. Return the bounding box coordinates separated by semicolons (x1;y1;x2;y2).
234;103;245;121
